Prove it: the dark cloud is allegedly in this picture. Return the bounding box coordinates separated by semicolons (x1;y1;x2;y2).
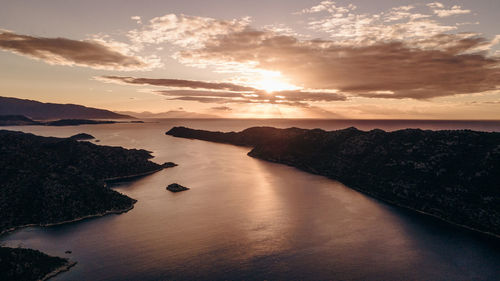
155;90;247;98
100;76;256;92
168;96;309;107
274;90;346;102
211;106;233;111
96;75;347;107
179;30;500;99
0;31;151;70
154;88;345;106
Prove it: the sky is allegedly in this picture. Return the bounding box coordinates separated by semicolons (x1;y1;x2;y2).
0;0;499;119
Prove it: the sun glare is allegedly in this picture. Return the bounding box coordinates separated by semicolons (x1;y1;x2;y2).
251;70;299;93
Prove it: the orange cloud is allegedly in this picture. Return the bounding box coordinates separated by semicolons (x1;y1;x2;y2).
178;30;500;100
97;75;346;106
0;31;153;70
99;76;257;92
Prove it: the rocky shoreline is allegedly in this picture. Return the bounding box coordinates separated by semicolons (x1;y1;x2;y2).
0;202;136;238
166;126;500;238
40;261;77;281
0;130;174;280
103;168;165;184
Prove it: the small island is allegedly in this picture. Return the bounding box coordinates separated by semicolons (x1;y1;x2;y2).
163;162;178;168
167;183;190;192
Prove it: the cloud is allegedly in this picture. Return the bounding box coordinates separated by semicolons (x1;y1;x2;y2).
211;106;233;111
177;29;500;100
0;31;155;70
297;1;356;15
131;16;142;24
127;14;250;48
156;88;346;106
304;3;455;44
427;3;471;17
427;2;444;9
97;74;347;106
98;76;257;92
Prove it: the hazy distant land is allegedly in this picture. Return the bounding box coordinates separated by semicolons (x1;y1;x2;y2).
0;115;146;127
0;96;133;120
166;126;500;237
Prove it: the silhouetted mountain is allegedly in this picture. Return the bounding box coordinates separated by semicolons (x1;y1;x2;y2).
0;130;172;280
0;115;129;127
118;110;219;119
0;115;41;126
0;96;132;120
0;130;165;233
45;119;117;126
166;126;500;237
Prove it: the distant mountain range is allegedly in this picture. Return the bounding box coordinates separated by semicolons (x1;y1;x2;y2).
0;96;132;120
118;110;219;119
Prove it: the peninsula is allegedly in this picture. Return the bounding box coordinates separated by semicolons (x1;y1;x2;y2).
166;126;500;237
0;130;168;280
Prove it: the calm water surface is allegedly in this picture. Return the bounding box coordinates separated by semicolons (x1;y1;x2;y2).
2;119;500;280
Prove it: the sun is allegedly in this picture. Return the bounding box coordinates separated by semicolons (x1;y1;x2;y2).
251;70;299;93
254;78;296;93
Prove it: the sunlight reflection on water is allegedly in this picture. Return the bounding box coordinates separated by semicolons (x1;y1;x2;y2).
1;119;500;280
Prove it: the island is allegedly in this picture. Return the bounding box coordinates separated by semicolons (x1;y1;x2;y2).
166;183;190;192
0;130;168;280
166;126;500;238
163;162;178;168
44;119;117;126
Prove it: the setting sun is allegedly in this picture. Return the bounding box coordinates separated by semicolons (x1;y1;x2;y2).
250;71;299;93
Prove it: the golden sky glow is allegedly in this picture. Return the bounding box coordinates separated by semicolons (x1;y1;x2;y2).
0;0;499;119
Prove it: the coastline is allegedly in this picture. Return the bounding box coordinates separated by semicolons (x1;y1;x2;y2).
0;201;136;237
0;201;135;280
249;154;500;240
103;167;164;184
40;261;77;281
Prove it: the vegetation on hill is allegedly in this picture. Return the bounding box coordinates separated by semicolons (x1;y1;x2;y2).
0;129;166;280
0;130;163;233
167;126;500;237
0;247;73;281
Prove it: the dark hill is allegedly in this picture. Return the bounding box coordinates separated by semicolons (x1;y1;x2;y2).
0;96;132;120
0;130;163;233
45;119;116;126
0;247;73;281
0;115;41;126
0;130;168;280
166;126;500;237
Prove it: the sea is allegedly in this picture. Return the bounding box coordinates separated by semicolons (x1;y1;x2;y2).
1;119;500;280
